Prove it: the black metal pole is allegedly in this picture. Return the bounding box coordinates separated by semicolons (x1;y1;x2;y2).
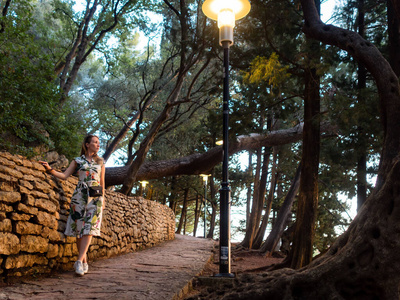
204;183;207;238
216;41;233;277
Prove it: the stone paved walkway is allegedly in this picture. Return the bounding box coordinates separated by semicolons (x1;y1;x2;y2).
0;234;215;300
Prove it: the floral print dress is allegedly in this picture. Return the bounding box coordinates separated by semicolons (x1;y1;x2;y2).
64;155;103;238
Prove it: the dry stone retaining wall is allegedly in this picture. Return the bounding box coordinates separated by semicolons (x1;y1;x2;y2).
0;152;175;282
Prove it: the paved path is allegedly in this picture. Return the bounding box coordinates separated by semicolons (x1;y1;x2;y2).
0;235;215;300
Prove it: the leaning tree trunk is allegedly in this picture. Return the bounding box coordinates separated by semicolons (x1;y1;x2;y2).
207;171;217;239
245;151;253;231
260;163;301;256
193;194;201;237
240;147;265;249
104;122;335;187
356;0;368;211
176;188;189;234
252;146;277;249
119;99;178;194
168;176;178;214
387;0;400;77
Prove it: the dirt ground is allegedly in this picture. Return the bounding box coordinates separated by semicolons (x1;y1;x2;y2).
185;242;284;298
201;242;284;276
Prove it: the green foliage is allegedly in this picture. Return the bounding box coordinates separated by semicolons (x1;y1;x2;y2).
243;53;290;88
0;0;86;158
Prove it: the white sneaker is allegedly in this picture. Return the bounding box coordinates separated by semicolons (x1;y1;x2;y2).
83;262;89;274
74;260;84;276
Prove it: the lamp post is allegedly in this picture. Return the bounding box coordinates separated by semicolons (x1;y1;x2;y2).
202;0;250;277
200;174;211;238
140;180;149;197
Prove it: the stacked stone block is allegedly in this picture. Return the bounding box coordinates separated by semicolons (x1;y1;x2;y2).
0;152;175;282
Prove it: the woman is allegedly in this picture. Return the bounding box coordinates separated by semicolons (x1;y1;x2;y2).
39;135;105;276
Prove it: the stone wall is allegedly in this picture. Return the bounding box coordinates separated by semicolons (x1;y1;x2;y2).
0;152;175;282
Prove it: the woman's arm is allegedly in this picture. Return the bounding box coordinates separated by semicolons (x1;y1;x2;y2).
39;160;77;180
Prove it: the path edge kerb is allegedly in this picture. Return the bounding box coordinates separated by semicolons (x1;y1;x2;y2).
172;250;215;300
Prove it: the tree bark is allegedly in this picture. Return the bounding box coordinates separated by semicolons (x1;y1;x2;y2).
168;176;178;214
175;188;189;234
119;100;178;194
104;122;335;187
260;163;301;256
0;0;11;33
240;147;267;249
288;10;321;267
289;63;320;269
193;194;200;237
245;151;253;231
207;172;217;239
356;0;368;211
252;146;277;249
388;0;400;77
103;105;147;162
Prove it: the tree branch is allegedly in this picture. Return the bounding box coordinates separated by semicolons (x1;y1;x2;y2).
104;122;336;186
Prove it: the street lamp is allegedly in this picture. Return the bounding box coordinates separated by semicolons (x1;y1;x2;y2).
202;0;250;277
200;174;211;238
140;180;149;197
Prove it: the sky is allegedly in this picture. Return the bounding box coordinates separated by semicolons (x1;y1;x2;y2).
321;0;337;23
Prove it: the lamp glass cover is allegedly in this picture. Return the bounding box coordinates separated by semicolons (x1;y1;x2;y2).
218;9;235;29
202;0;250;21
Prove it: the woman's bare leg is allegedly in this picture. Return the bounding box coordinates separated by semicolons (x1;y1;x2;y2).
76;235;92;262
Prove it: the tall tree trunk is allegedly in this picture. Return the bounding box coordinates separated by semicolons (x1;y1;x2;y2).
207;201;216;239
176;188;189;234
193;194;201;237
240;147;264;248
245;151;253;231
289;68;320;269
119;99;179;194
261;163;301;256
289;4;321;267
207;171;217;239
116;0;207;194
169;176;178;214
103;102;149;162
252;146;276;249
183;203;187;235
387;0;400;76
356;0;368;211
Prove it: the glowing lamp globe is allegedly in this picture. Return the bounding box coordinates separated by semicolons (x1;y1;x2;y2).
202;0;251;45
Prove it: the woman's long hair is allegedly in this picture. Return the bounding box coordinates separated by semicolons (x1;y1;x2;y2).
81;135;104;165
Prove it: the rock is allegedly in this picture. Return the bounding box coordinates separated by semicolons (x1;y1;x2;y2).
20;235;48;253
0;191;21;204
0;233;20;255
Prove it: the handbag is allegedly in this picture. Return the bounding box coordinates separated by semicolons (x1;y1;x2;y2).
89;186;103;197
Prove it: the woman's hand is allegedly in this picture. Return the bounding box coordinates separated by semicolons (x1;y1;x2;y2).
39;161;53;173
